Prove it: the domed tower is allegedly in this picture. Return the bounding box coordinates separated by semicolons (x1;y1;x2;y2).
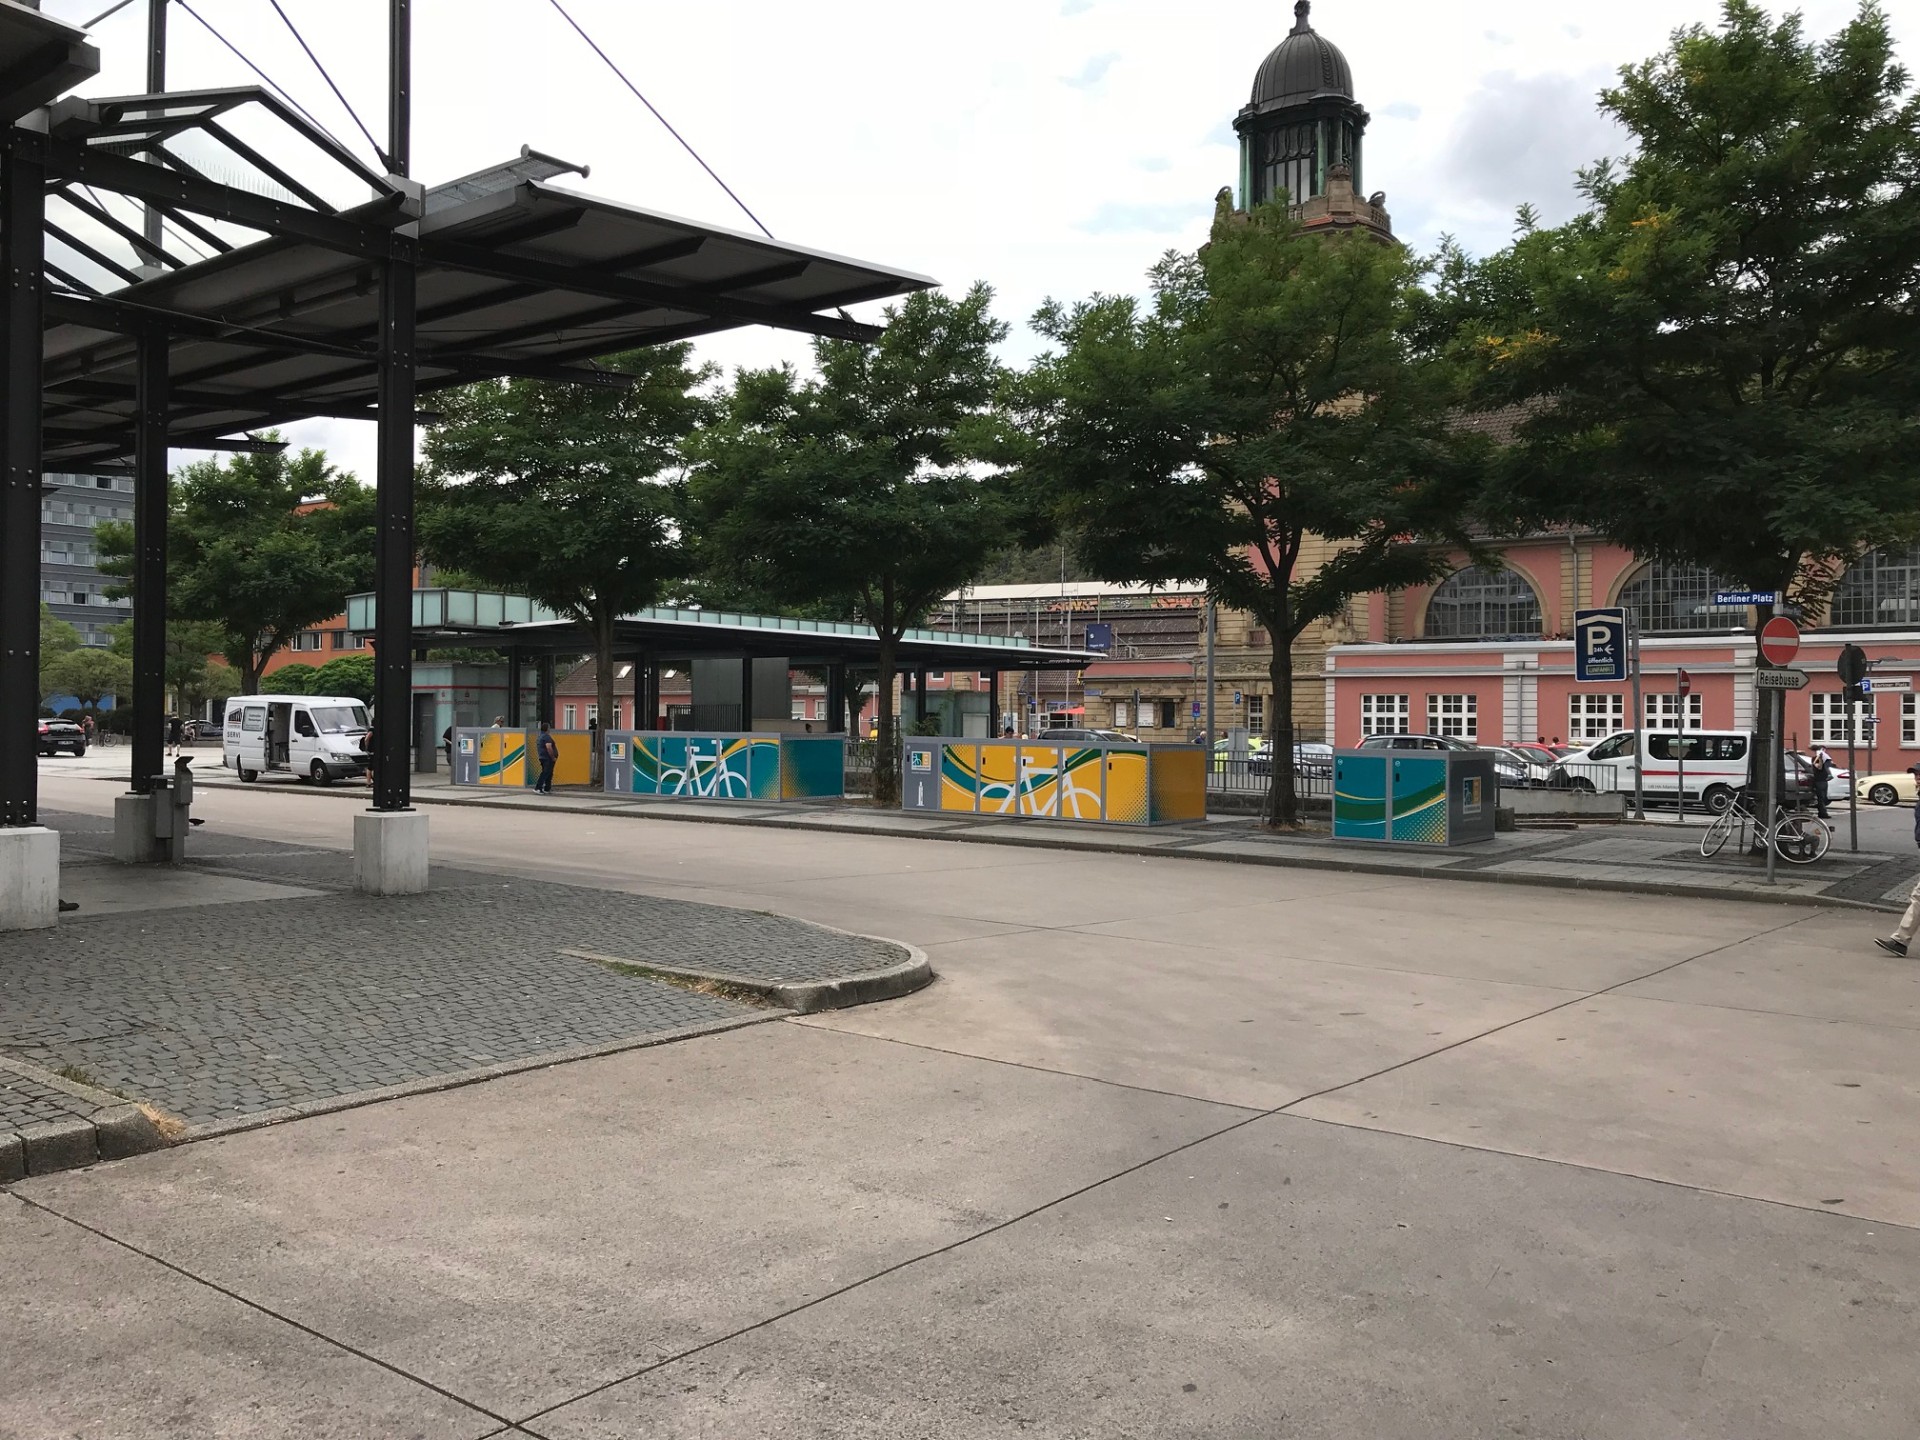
1233;1;1391;239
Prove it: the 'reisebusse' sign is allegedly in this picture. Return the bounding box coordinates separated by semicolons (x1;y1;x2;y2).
1573;608;1628;683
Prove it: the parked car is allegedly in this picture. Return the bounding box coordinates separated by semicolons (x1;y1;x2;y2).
1293;742;1333;778
1856;770;1916;807
1508;742;1564;769
1788;750;1851;788
1355;732;1529;787
36;718;86;756
1487;745;1552;787
223;694;369;785
1210;736;1268;773
1038;728;1139;744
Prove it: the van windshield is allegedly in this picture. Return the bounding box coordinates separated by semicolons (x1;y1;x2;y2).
310;705;369;734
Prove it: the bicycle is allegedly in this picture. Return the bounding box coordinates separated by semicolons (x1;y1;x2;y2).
1698;788;1831;865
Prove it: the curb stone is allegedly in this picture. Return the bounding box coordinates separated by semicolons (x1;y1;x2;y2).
559;935;934;1015
0;1055;170;1183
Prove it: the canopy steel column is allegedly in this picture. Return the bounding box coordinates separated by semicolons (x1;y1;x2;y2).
537;652;555;726
504;645;522;726
370;0;415;811
129;329;168;794
0;144;46;828
825;664;846;734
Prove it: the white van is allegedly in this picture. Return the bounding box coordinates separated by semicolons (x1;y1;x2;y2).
1555;729;1754;811
223;694;370;785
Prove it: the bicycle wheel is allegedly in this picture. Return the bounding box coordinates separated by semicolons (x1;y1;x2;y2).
1699;806;1737;858
1773;813;1831;866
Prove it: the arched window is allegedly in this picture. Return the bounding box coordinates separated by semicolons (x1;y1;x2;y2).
1830;544;1920;628
1423;566;1542;641
1618;563;1745;634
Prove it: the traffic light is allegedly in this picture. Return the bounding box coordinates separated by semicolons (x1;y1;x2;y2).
1837;643;1868;686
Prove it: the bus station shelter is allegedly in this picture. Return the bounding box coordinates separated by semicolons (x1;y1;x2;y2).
0;0;935;925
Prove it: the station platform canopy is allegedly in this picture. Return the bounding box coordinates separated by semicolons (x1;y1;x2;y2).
33;88;935;465
0;0;97;123
345;589;1098;672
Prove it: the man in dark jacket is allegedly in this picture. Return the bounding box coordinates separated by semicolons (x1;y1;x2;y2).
535;720;559;794
1875;760;1920;957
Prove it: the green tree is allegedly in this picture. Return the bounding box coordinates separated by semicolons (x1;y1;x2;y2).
106;617;227;712
260;663;320;695
38;604;82;699
312;654;376;703
42;647;133;708
96;444;376;693
419;346;714;748
1017;197;1487;825
192;660;241;715
1458;0;1920;603
688;285;1020;803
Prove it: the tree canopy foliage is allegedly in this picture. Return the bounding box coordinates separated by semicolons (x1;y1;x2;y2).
96;444;375;693
1443;0;1920;603
688;285;1021;799
419;345;713;744
1017;198;1488;822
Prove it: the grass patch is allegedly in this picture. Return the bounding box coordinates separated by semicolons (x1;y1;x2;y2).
574;953;776;1008
54;1063;99;1088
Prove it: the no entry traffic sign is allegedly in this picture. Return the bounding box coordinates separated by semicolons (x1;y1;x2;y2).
1758;616;1801;666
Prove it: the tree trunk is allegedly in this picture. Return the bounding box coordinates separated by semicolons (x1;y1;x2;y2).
872;636;900;806
1265;582;1299;827
1267;641;1300;827
593;605;616;782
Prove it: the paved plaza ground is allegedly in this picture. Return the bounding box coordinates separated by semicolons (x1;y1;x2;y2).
4;769;1919;1437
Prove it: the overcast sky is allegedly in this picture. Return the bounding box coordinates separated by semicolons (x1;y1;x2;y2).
46;0;1918;480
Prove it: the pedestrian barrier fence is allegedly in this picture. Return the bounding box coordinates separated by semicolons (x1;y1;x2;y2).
900;737;1206;825
1332;749;1499;847
602;731;846;802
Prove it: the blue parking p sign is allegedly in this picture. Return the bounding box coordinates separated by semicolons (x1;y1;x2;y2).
1573;607;1628;682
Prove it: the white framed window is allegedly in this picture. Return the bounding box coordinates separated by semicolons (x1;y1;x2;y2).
1568;693;1625;743
1903;694;1916;746
562;703;577;729
291;631;321;651
1113;701;1131;728
1810;692;1873;745
1360;693;1409;736
585;704;598;726
791;701;807;721
1246;694;1266;735
1644;693;1704;730
1427;693;1478;740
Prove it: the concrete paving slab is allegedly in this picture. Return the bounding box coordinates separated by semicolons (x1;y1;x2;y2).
799;927;1584;1109
1295;992;1920;1225
530;1116;1920;1440
1073;893;1757;992
1350;873;1814;938
0;1196;494;1440
15;1022;1237;1419
54;864;321;916
1617;924;1920;1031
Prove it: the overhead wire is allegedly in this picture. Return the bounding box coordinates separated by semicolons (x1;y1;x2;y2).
544;0;775;239
172;0;362;164
80;0;138;27
264;0;391;170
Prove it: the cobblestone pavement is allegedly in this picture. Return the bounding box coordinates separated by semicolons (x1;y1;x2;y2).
0;1064;94;1132
0;813;907;1129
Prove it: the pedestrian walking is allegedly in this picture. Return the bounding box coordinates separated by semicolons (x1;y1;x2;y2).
441;725;453;769
534;720;558;794
1874;761;1920;957
80;714;95;746
166;714;183;757
1809;744;1834;820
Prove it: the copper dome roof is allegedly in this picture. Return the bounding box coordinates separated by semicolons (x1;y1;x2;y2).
1248;2;1354;113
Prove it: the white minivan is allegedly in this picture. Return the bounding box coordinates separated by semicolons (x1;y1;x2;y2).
1554;729;1754;812
223;694;370;785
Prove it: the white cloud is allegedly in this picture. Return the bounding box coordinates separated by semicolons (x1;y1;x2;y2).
1063;52;1121;89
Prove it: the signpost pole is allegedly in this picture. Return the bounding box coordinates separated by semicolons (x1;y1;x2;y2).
1675;678;1685;824
1847;702;1858;854
1764;687;1779;886
1629;610;1645;820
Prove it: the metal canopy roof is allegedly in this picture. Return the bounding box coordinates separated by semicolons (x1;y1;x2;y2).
0;0;97;123
33;90;936;465
345;590;1098;672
